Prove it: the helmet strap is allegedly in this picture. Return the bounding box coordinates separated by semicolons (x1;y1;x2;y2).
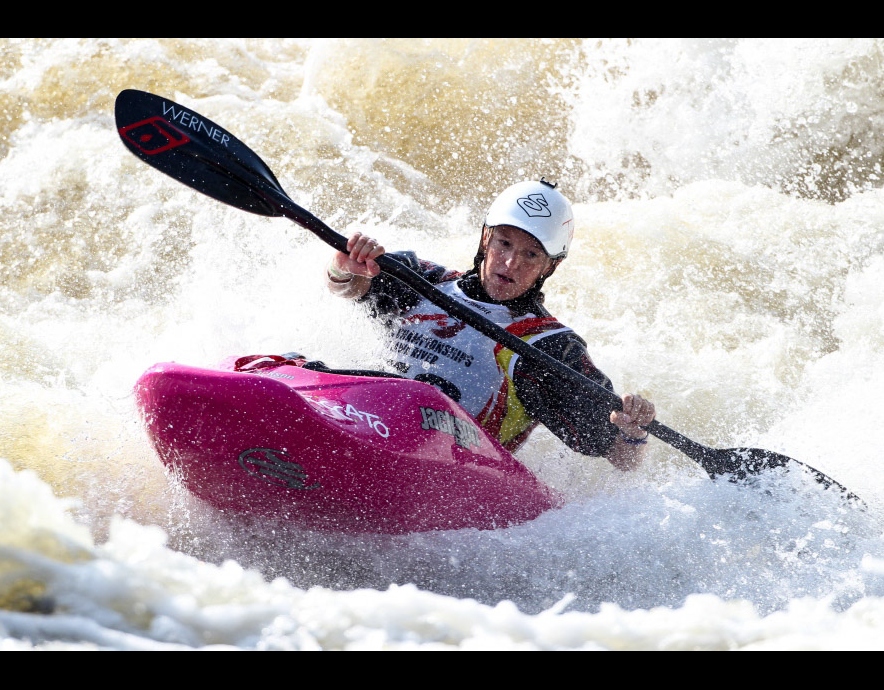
526;258;561;302
542;257;562;281
470;224;492;273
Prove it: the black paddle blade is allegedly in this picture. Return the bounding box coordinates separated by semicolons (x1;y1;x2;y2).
115;89;286;217
701;446;864;506
696;445;789;478
646;420;863;506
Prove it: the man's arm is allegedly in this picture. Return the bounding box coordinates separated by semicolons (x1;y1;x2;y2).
513;333;653;470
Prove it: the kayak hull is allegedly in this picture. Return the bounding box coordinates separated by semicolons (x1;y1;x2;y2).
135;357;562;534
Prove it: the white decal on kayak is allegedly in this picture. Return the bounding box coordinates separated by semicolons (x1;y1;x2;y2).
302;396;390;438
254;370;296;380
237;448;320;490
419;406;480;449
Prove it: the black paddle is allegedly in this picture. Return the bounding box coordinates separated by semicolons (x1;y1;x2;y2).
114;89;862;506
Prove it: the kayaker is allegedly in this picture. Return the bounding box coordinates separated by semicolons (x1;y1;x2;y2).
325;178;656;471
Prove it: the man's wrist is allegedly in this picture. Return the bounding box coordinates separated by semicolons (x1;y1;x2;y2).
327;262;353;283
618;429;649;445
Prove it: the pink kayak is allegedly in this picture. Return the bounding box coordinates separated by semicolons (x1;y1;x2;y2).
135;354;563;534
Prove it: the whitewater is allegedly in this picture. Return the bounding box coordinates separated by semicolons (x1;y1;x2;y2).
2;38;884;650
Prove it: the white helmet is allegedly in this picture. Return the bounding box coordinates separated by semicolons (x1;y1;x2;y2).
484;178;575;259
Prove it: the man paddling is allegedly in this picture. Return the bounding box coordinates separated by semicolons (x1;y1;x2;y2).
326;178;656;472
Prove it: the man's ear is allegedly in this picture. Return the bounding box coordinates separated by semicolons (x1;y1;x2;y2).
480;224;493;251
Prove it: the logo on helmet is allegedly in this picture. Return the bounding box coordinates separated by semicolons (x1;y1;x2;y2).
517;193;551;218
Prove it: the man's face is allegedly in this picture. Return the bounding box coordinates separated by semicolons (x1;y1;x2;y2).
480;225;553;301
